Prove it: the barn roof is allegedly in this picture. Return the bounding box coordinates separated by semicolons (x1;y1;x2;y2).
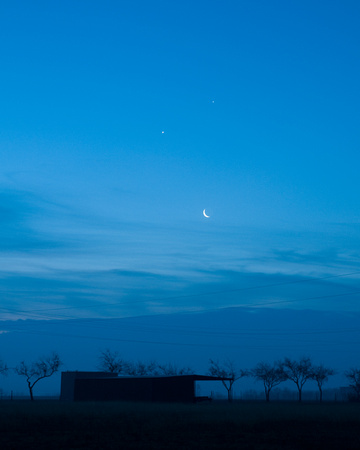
114;374;233;381
62;371;232;381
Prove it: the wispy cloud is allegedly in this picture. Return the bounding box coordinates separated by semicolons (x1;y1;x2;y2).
1;264;359;322
1;186;360;320
0;187;67;252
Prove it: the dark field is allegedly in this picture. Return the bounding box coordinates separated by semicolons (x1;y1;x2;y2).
0;401;360;449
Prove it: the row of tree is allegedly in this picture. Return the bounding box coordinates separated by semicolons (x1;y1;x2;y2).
212;358;360;403
1;351;360;403
97;350;360;403
209;357;333;403
97;349;193;377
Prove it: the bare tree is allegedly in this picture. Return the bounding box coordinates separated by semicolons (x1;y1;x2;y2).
15;352;62;401
345;368;360;401
97;349;129;374
0;359;7;375
311;364;335;402
279;356;313;402
251;361;286;402
208;359;247;402
98;351;193;377
156;362;194;376
126;360;159;376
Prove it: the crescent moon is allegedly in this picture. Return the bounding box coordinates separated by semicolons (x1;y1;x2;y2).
203;209;210;218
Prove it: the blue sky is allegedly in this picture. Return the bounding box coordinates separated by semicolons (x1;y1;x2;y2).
1;0;360;320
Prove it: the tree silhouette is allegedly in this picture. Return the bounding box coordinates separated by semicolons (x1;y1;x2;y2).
98;350;193;376
280;356;313;402
0;359;7;375
251;361;286;402
126;360;159;376
311;364;335;402
97;349;129;374
345;368;360;401
15;352;62;401
208;359;247;402
155;362;194;376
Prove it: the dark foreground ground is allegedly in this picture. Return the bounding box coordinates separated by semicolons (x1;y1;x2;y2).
0;400;359;449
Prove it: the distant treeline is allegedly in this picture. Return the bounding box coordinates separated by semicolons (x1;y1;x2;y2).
1;351;360;402
96;350;360;403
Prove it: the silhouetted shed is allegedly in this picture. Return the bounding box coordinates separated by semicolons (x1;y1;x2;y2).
60;371;116;401
60;371;230;403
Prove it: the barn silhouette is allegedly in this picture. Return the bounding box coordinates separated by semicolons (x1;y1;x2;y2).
60;371;231;403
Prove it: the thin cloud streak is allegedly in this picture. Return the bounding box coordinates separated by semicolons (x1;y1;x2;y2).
1;267;359;321
0;185;359;319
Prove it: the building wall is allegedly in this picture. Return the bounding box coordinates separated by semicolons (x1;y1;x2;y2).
60;372;223;403
74;377;153;402
60;371;116;401
73;376;195;403
152;377;195;403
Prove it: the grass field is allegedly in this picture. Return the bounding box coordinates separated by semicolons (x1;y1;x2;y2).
0;400;359;449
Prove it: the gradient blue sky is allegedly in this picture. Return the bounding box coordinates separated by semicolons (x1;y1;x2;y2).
1;0;360;320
